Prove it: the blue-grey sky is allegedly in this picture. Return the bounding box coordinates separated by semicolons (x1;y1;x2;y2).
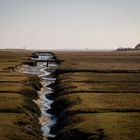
0;0;140;50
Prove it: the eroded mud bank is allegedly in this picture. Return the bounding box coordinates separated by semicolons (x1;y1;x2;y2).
17;53;57;140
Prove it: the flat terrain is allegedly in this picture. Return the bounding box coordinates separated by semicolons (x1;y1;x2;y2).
0;50;42;140
0;50;140;140
53;51;140;140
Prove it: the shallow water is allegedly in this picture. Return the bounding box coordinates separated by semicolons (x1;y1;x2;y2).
18;55;57;140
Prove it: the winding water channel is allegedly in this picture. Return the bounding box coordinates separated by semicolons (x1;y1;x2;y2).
18;53;57;140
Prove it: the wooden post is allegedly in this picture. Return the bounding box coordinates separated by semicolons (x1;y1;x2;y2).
46;60;48;67
34;61;37;66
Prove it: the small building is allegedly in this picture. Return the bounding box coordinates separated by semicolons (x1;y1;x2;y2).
135;43;140;50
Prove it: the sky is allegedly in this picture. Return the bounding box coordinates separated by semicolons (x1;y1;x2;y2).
0;0;140;50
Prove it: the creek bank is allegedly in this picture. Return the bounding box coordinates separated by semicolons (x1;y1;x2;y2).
17;52;58;140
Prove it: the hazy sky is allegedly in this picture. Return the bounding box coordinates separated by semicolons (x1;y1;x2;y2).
0;0;140;50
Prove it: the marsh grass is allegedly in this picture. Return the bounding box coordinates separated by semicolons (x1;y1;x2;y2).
53;51;140;140
55;72;140;97
0;50;42;140
0;113;42;140
54;93;140;116
0;93;40;114
54;51;140;71
56;113;140;140
0;50;33;72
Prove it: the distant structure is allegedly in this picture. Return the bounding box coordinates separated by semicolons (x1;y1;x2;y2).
117;43;140;51
116;47;133;51
135;43;140;50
